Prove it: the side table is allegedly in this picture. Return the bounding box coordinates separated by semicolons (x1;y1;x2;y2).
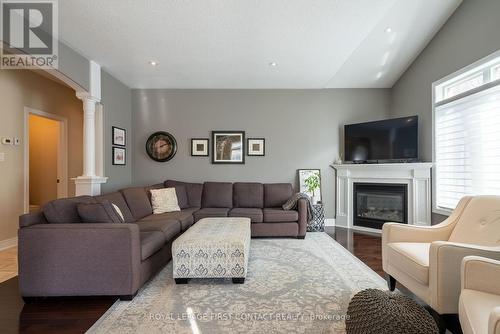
308;203;325;232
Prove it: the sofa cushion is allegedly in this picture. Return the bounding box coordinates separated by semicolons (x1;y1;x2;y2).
140;207;198;231
202;182;233;208
140;231;166;261
233;182;264;208
137;219;181;241
263;208;298;223
386;242;430;285
193;208;230;221
264;183;293;208
42;196;95;224
171;185;189;209
120;187;153;221
77;201;123;224
229;208;263;223
95;192;135;223
164;180;203;207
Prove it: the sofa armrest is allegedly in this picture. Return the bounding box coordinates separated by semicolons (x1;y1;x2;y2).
18;223;141;297
462;256;500;296
429;241;500;314
297;198;308;237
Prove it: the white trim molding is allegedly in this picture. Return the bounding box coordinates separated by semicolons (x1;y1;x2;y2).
332;163;433;233
0;237;18;251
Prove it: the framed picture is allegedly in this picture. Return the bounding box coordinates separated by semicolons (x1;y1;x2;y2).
145;131;177;162
212;131;245;164
112;126;126;146
298;169;322;204
247;138;265;156
112;147;126;165
191;138;209;156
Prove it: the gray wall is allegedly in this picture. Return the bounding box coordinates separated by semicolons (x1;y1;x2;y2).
58;42;90;91
132;89;391;217
101;70;132;192
390;0;500;162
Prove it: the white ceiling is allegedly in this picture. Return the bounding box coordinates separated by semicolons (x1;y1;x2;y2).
58;0;462;89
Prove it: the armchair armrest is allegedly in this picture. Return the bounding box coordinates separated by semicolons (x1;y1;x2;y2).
489;307;500;334
462;256;500;296
18;223;141;297
429;241;500;314
297;198;308;237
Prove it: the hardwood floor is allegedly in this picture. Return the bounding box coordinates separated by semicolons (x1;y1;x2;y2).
0;247;18;283
0;228;394;334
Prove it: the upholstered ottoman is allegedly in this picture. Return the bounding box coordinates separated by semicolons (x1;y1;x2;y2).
172;217;251;284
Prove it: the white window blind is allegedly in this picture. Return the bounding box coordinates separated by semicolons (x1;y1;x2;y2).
435;84;500;211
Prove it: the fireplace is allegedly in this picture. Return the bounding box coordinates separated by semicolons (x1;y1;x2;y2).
353;183;408;230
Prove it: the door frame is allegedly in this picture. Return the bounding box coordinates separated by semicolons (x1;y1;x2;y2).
24;107;69;213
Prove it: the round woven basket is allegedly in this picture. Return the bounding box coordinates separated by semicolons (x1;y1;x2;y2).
346;289;439;334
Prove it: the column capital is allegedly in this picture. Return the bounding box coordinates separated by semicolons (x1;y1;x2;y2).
76;91;100;103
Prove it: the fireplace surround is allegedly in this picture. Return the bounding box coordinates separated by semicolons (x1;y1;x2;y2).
331;163;433;232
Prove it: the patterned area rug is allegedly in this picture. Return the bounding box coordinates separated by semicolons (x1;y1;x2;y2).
88;232;386;334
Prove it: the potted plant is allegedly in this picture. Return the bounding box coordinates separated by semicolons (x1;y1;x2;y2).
304;172;320;204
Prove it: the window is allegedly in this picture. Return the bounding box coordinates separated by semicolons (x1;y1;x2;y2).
433;51;500;214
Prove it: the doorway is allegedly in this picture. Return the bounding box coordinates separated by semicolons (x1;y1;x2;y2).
24;108;68;213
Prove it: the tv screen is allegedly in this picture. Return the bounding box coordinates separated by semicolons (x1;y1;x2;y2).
344;116;418;163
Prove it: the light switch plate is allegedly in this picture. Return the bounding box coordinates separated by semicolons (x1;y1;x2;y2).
1;138;12;145
0;152;5;162
14;138;20;145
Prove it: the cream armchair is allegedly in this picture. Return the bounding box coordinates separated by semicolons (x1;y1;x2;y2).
460;256;500;334
382;195;500;315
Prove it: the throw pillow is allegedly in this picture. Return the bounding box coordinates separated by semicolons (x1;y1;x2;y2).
112;203;125;222
77;200;124;224
150;188;180;214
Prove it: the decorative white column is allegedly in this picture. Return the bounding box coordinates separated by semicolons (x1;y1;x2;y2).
81;95;97;177
73;93;107;196
72;61;107;196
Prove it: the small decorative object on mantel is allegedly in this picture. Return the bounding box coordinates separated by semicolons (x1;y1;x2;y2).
298;169;322;204
334;153;343;165
112;126;126;146
146;131;177;162
212;131;245;164
247;138;265;156
112;147;126;165
191;138;209;156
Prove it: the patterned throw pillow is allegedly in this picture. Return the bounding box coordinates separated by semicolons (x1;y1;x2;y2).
150;188;180;214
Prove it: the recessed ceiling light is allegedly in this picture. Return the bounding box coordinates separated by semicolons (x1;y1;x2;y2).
385;27;392;33
148;60;158;66
269;62;278;67
376;71;383;79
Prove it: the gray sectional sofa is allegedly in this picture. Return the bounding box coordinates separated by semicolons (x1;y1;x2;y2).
18;180;307;300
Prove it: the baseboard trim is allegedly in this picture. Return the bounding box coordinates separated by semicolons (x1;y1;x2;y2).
0;237;18;251
324;218;335;227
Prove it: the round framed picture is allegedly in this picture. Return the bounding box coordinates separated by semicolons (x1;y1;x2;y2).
145;131;177;162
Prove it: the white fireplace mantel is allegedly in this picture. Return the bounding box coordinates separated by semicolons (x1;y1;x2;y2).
331;163;434;233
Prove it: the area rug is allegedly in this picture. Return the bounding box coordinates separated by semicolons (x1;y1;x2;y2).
88;232;386;334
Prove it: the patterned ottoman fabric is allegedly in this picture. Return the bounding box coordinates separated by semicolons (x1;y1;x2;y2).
172;217;251;281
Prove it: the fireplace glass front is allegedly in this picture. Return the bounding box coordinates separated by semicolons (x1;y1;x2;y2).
353;183;408;230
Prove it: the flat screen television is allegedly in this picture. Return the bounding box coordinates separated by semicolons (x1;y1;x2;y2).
344;116;418;163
